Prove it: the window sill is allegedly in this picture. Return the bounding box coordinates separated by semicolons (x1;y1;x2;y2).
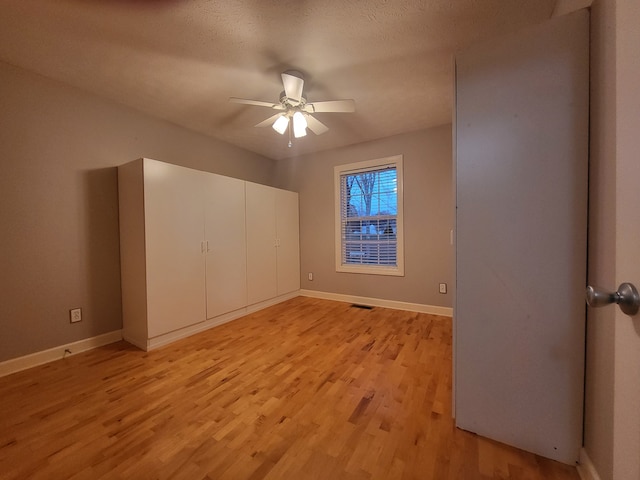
336;264;405;277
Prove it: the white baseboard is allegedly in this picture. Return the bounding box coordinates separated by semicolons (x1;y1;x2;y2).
246;291;300;314
1;289;443;375
577;448;602;480
0;330;123;378
299;289;453;317
138;291;300;351
141;310;247;351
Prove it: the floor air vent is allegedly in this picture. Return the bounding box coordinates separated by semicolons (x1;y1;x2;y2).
351;304;374;310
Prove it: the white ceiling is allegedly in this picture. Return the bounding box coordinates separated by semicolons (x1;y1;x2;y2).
0;0;557;160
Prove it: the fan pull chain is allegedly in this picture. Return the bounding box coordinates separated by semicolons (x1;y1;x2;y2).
288;121;293;147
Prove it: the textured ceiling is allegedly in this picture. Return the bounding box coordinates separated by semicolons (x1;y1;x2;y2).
0;0;557;160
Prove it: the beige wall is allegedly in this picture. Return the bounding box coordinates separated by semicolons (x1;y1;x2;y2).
583;1;616;478
275;126;453;308
0;61;275;362
586;2;640;478
611;0;640;477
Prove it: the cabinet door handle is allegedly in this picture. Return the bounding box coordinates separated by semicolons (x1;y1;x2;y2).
206;240;211;253
201;241;205;253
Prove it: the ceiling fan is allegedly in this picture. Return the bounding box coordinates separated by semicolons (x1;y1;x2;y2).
229;71;355;147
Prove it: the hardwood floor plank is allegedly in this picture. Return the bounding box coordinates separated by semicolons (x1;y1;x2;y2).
0;297;580;479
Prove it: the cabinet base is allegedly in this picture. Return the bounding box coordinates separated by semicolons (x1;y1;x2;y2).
124;291;300;351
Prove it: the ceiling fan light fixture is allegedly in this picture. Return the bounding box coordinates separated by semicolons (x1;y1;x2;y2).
292;111;307;138
272;115;289;135
230;71;355;144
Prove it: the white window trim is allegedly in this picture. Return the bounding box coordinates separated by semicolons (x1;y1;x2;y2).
334;155;404;276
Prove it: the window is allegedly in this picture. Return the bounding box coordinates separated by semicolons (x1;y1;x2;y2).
334;155;404;276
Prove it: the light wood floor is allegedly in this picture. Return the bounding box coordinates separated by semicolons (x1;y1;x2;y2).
0;297;579;479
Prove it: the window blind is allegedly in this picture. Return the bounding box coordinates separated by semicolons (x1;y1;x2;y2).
339;165;398;267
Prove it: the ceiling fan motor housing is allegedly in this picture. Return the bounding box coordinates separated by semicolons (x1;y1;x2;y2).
279;91;306;109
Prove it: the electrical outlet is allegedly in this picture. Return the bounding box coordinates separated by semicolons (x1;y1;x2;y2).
308;272;313;281
439;283;447;294
70;308;82;323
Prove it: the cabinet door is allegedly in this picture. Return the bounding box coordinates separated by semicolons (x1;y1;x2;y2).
205;174;247;318
276;189;300;295
246;182;277;305
143;160;206;337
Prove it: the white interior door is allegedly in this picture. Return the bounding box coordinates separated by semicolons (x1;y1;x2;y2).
205;174;247;319
454;10;589;464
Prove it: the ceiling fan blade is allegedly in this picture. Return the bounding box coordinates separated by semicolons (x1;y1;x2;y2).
254;113;283;128
304;99;356;113
281;72;304;103
229;97;285;110
305;114;329;135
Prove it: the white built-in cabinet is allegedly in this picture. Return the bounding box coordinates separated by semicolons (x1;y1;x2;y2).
245;182;300;305
118;158;300;350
